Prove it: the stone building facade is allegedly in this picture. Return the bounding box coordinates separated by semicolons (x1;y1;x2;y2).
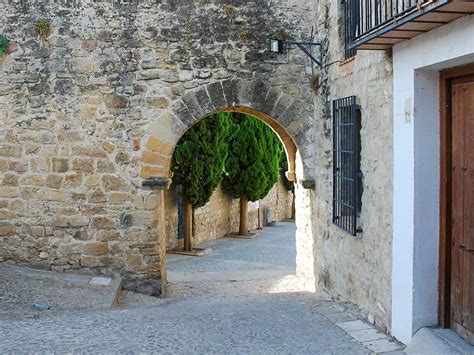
310;2;394;333
3;0;471;345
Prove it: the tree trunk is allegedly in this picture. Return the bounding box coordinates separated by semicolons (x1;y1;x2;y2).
239;196;249;236
184;201;193;252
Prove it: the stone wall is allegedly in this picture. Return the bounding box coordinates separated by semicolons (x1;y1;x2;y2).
165;176;294;249
0;0;317;291
0;0;395;331
311;1;394;332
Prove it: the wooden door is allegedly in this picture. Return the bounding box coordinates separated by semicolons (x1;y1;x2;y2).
450;73;474;344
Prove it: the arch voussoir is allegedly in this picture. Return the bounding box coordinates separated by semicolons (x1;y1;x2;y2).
250;81;271;113
181;92;207;122
270;93;296;123
206;82;227;111
194;88;215;116
171;99;196;128
234;80;254;107
221;80;237;107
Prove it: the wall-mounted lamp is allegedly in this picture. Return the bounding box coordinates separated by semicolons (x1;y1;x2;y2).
268;38;323;68
268;38;285;54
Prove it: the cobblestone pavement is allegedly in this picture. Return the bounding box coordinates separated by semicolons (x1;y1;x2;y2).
167;222;297;285
2;293;375;354
0;223;403;353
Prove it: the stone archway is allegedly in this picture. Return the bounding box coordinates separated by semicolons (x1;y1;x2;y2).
141;79;316;295
141;79;315;184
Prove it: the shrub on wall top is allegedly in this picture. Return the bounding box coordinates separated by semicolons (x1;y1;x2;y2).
0;35;9;56
35;19;51;39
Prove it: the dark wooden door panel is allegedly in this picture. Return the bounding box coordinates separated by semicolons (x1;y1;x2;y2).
462;251;474;337
462;81;474;251
450;77;474;344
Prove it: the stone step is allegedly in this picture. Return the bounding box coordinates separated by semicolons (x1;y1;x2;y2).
405;327;473;355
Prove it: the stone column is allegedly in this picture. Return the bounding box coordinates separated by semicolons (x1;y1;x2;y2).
142;177;172;297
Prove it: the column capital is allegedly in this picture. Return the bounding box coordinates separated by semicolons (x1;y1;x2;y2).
142;177;172;190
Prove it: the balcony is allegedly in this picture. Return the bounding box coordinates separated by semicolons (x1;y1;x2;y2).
346;0;474;50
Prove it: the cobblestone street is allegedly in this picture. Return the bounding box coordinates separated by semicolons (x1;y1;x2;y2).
0;223;402;353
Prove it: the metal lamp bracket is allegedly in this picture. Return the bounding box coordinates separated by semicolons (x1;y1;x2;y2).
287;41;323;68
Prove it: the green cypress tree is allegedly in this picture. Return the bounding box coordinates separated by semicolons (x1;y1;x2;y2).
172;112;232;251
223;114;283;235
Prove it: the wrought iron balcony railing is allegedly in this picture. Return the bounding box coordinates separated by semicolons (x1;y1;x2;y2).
344;0;474;51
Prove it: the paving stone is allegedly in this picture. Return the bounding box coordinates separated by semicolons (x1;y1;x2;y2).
326;311;358;323
337;320;373;332
348;328;387;342
364;338;403;353
90;277;112;286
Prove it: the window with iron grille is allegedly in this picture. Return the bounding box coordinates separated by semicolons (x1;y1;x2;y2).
333;96;363;236
341;0;359;59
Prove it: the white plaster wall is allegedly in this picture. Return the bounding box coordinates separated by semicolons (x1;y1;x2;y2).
392;15;474;344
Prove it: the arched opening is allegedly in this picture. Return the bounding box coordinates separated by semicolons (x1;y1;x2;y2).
165;107;298;183
161;108;304;297
141;79;316;297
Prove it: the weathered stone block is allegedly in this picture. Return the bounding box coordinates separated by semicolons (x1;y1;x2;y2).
83;242;109;256
46;175;63;189
194;88;215;116
146;96;170;108
251;81;270;111
102;141;116;153
0;159;8;172
145;137;174;156
0;145;22;158
138;69;161;80
91;217;115;230
127;254;144;271
3;174;19;186
105;94;128;109
102;175;130;192
80;256;97;267
72;146;107;158
141;165;167;179
0;222;16;236
142;151;169;166
73;230;89;241
20;175;45;186
80;106;97;122
52;158;69;173
65;174;82;187
69;216;90;228
97;160;116;173
43;190;66;202
31;226;45;237
109;192;130;205
53;217;69;228
115;151;130;165
88;190;107;203
0;187;19;198
85;176;101;188
73;159;94;173
207;81;227;110
9;161;28;174
171;100;196;127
